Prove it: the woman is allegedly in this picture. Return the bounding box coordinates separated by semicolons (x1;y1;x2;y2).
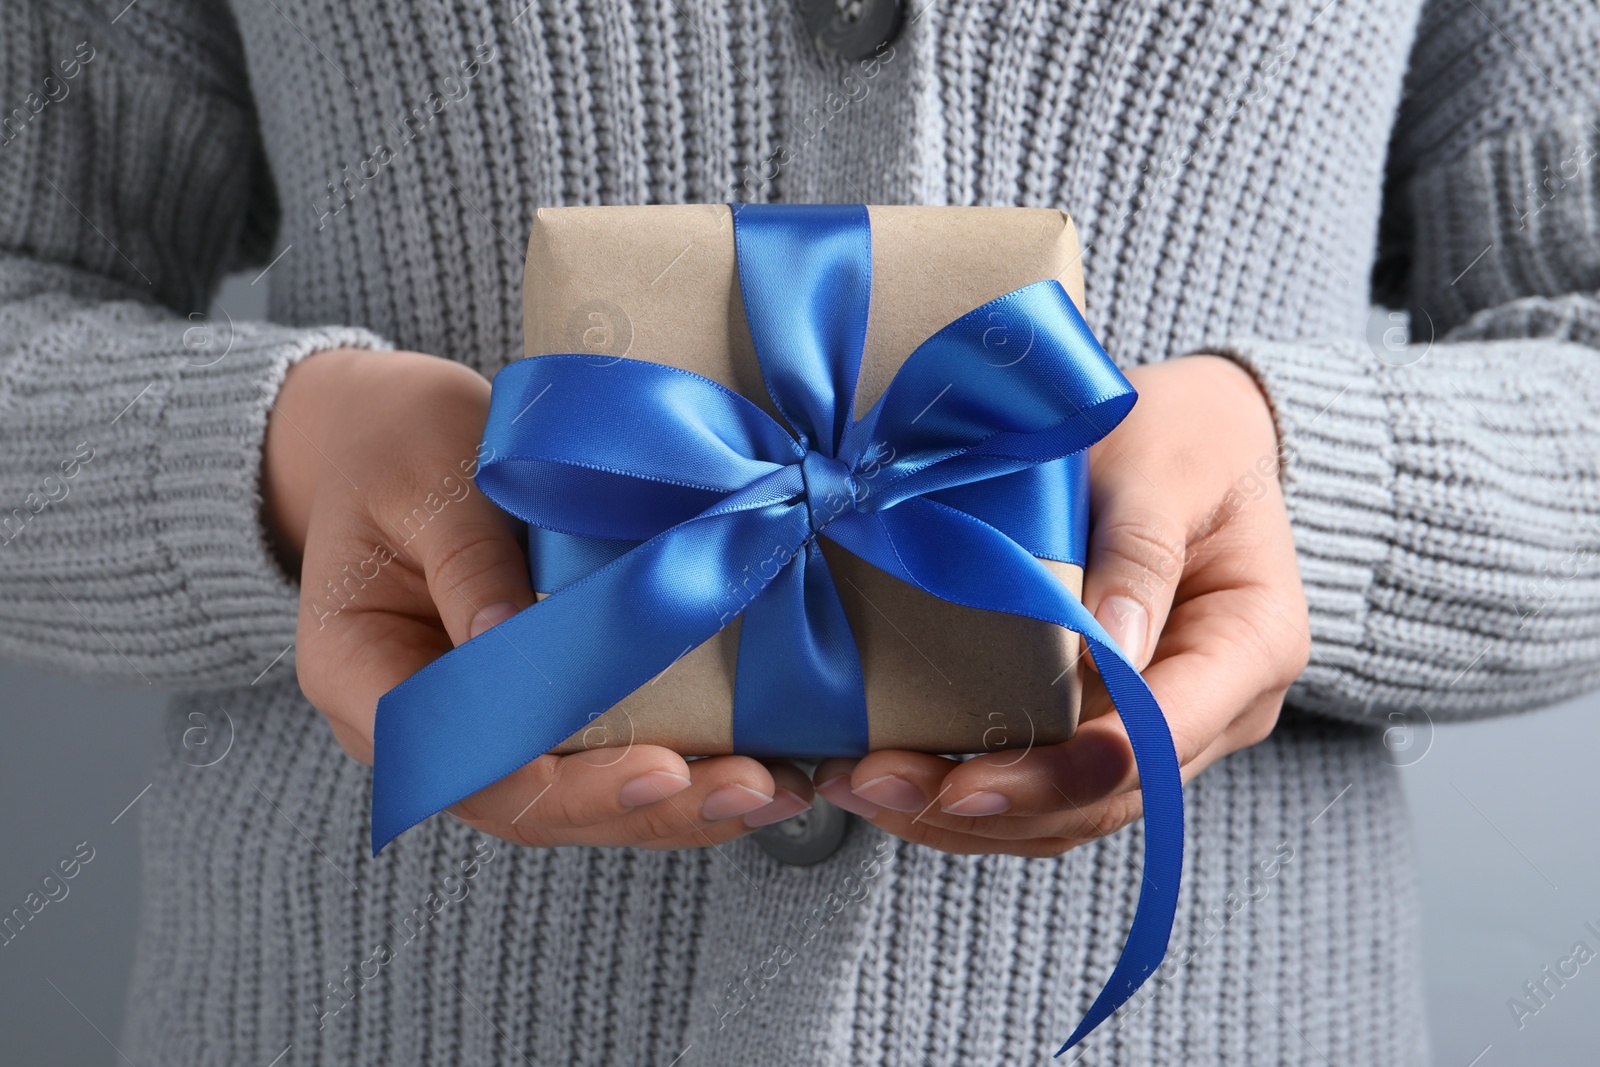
2;0;1596;1063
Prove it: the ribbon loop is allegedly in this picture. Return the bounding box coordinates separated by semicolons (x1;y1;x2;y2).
733;202;873;451
372;204;1184;1056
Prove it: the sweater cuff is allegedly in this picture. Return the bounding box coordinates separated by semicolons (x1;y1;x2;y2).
1194;338;1397;717
149;323;392;687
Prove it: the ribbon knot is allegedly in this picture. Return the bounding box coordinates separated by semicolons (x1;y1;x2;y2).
371;203;1183;1056
797;450;858;535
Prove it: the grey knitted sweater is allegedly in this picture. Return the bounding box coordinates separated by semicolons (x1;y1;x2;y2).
3;0;1599;1063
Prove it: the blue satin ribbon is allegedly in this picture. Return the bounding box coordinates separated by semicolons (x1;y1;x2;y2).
372;203;1183;1054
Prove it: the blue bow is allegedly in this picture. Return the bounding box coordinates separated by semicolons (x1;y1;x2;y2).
372;203;1182;1054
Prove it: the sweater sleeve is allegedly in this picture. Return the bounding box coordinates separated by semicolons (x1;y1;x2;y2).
1199;0;1600;725
0;2;388;689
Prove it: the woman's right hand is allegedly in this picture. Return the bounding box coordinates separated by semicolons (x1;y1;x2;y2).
262;347;814;847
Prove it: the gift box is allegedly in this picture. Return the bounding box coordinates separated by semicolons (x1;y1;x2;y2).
372;203;1185;1054
523;204;1090;756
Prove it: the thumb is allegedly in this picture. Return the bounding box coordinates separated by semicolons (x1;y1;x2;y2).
1080;494;1187;674
413;488;536;647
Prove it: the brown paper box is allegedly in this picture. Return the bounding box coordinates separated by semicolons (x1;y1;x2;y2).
522;205;1087;756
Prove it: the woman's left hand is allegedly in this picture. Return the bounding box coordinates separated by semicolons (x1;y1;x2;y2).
812;355;1310;857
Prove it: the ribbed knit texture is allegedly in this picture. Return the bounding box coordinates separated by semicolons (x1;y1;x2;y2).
2;0;1597;1063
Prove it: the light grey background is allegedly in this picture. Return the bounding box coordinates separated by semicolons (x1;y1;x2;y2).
1;276;1596;1065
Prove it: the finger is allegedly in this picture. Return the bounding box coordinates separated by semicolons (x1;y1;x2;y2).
931;584;1300;821
815;747;1146;842
742;760;817;828
820;753;1148;849
295;524;451;762
1079;484;1189;674
453;747;783;846
814;751;1115;842
448;744;695;832
814;752;1061;847
813;751;959;819
813;757;878;817
340;358;533;647
1173;686;1290;785
602;754;791;847
413;494;537;648
295;482;535;758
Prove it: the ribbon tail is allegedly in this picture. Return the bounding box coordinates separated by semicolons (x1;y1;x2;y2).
732;537;870;758
1053;627;1180;1053
836;498;1183;1054
370;497;811;853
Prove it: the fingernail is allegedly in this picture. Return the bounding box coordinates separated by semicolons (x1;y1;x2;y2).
742;788;811;828
701;784;774;821
469;600;520;640
942;791;1011;817
817;775;881;819
1096;595;1149;666
618;771;692;810
853;775;925;813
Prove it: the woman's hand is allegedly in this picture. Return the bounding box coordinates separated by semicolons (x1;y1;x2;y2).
263;347;813;848
811;355;1310;857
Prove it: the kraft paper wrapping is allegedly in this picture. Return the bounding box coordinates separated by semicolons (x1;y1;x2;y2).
522;204;1088;756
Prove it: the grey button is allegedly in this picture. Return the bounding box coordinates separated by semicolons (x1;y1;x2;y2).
802;0;905;62
752;795;851;866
